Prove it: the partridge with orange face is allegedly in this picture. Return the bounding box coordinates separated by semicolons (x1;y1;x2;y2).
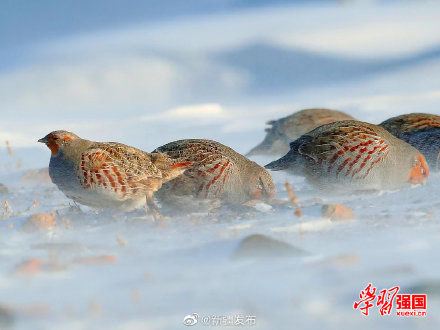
265;121;429;192
38;130;190;211
154;139;275;212
380;113;440;171
247;108;355;157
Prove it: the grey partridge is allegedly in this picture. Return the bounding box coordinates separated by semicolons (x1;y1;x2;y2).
38;130;190;212
153;139;275;212
265;120;429;192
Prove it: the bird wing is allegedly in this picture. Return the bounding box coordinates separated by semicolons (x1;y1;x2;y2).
381;114;440;136
400;117;440;134
77;143;163;192
157;140;239;198
298;124;391;179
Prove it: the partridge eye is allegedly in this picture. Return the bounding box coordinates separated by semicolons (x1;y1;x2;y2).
52;136;59;141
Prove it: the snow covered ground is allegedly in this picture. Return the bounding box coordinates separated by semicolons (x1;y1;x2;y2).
1;1;440;329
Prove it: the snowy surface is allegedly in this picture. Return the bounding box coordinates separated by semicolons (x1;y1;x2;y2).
1;1;440;329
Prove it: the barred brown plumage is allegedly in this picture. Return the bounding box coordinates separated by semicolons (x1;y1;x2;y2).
380;113;440;171
38;130;190;212
154;139;275;212
265;120;429;191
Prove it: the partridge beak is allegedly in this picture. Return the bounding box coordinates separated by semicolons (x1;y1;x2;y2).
38;137;48;144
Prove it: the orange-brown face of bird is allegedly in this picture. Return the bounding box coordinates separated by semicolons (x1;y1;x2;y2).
407;153;429;184
38;130;80;155
250;172;276;201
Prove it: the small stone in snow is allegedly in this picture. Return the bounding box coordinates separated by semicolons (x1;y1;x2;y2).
322;204;355;221
232;234;305;259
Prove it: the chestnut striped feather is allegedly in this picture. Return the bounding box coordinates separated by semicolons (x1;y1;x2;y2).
298;124;390;181
77;143;163;200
